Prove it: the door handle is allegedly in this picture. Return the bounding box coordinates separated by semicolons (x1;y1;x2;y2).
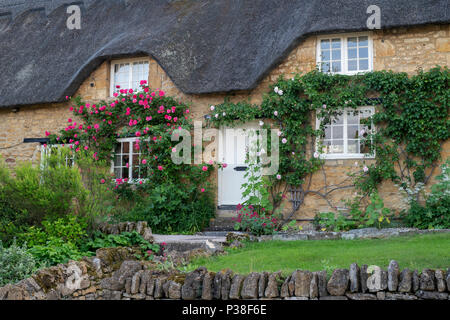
234;166;247;171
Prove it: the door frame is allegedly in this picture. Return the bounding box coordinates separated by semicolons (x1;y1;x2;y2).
217;121;259;206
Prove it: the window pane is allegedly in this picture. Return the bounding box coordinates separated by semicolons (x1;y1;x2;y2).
331;62;341;72
324;126;331;139
358;36;368;46
348;37;357;48
123;142;130;153
359;59;369;70
321;39;330;50
321;62;330;73
331;39;341;49
132;61;149;91
332;49;341;60
329;140;343;154
348;140;359;153
114;63;130;89
122;167;129;179
114;143;122;154
348;48;357;59
122;155;130;166
348;125;359;139
332;126;343;139
348;59;357;71
347;110;359;124
114;155;121;167
332;114;344;125
321;50;330;61
359;47;368;59
114;168;122;179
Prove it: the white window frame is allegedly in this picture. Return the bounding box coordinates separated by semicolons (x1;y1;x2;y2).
316;32;373;75
111;137;148;183
109;57;150;97
315;106;376;160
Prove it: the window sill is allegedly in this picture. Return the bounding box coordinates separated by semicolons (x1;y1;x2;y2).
320;154;375;160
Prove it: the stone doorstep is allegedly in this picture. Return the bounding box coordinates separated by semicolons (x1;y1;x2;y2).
153;234;226;252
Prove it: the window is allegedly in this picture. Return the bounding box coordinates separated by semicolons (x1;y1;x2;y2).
316;107;375;159
317;33;372;74
110;58;149;96
40;144;75;168
112;138;147;181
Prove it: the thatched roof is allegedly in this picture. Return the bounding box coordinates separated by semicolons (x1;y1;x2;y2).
0;0;448;108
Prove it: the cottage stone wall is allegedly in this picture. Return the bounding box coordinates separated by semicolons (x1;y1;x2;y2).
0;252;449;301
0;24;448;220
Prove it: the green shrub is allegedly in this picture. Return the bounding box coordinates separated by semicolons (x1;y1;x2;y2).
314;192;392;231
113;182;215;234
82;231;160;261
404;159;450;229
27;238;87;266
0;153;89;246
0;241;37;286
17;216;90;266
19;216;88;247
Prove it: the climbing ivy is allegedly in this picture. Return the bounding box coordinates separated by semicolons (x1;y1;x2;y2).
207;67;449;215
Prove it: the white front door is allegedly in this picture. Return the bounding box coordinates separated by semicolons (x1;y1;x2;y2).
218;123;258;206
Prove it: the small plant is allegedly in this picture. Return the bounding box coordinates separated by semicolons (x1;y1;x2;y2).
83;231;160;260
314;191;392;231
0;241;38;286
281;220;303;233
233;204;279;236
403;159;450;229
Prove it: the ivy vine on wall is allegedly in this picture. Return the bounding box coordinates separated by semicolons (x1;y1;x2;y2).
206;67;449;221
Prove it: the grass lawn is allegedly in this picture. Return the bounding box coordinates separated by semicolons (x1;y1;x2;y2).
187;233;450;275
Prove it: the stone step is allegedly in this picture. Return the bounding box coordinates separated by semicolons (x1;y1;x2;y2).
216;209;238;218
153;234;226;252
204;217;236;231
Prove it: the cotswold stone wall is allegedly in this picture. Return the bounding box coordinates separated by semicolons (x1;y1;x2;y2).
0;250;449;301
0;24;448;220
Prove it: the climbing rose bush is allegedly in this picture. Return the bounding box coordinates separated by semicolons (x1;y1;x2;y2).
46;81;215;233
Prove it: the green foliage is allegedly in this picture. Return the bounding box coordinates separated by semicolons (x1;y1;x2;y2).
0;241;38;286
26;238;86;266
113;182;215;234
233;204;279;236
83;231;160;261
207;67;449;221
16;216;90;266
47;85;216;234
241;136;274;213
314;192;392;231
19;216;88;247
0;154;90;245
403;159;450;229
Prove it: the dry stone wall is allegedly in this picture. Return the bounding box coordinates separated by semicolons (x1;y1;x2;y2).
1;253;448;300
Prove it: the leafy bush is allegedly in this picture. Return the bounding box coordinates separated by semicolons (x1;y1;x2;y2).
404;159;450;229
15;216;90;266
27;238;87;266
0;241;37;286
233;204;279;236
19;216;88;247
0;153;90;244
113;182;215;234
314;192;392;231
83;231;160;261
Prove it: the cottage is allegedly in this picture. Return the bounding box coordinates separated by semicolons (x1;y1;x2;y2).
0;0;448;226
